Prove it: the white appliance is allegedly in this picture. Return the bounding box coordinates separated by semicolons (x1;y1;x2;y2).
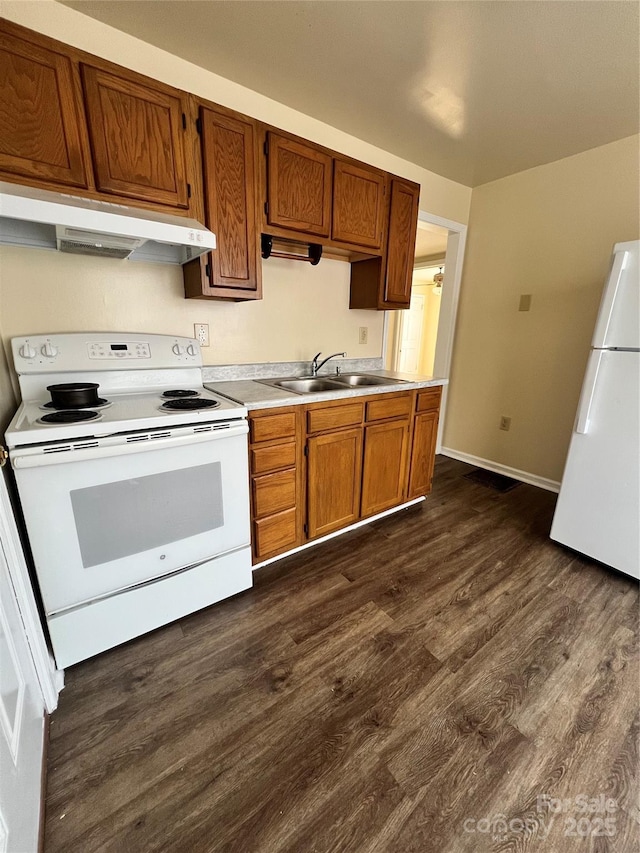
550;240;639;579
5;333;252;667
0;181;215;264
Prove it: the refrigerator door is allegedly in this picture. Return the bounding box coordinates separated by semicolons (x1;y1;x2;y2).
592;240;639;350
551;349;639;578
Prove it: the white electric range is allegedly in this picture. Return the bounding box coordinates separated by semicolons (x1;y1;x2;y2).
5;333;252;668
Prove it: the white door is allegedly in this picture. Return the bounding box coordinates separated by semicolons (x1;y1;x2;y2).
397;293;425;374
0;461;46;853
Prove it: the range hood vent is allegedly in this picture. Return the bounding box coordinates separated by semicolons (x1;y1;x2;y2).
0;182;215;265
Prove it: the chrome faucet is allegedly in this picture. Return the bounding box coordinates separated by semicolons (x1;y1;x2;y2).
311;351;346;376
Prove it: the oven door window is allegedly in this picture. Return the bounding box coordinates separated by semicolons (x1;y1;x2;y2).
71;463;224;568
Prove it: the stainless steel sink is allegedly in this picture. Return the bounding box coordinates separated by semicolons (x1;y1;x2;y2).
257;373;407;394
277;378;347;393
258;377;346;394
333;373;406;387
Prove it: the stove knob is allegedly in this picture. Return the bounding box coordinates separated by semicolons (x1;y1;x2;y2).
41;342;58;358
172;343;185;355
18;343;37;359
186;344;197;356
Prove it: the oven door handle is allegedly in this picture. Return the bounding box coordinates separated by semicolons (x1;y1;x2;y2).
11;420;249;468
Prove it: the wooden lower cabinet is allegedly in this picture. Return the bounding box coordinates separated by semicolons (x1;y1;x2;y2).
254;509;298;561
361;419;410;517
407;410;439;499
247;388;441;563
306;427;363;539
248;405;302;563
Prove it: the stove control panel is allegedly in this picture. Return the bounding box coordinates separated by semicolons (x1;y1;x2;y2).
88;342;151;360
12;333;202;372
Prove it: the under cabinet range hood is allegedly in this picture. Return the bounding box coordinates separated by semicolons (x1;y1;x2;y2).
0;182;215;265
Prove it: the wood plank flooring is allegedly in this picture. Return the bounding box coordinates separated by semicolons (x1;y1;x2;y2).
44;457;639;853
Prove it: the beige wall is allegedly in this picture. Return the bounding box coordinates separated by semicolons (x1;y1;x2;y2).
0;248;383;374
444;135;640;483
0;0;470;395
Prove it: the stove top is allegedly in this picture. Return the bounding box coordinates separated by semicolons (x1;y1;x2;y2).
5;333;247;448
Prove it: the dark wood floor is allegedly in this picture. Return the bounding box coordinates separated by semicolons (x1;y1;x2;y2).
44;457;639;853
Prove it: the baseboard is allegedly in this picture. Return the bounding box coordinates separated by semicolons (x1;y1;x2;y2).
38;712;49;853
440;447;561;493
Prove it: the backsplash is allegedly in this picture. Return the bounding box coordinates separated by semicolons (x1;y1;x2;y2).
202;357;384;382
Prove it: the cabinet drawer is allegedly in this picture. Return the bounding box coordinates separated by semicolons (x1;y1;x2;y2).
365;394;412;422
254;508;298;561
250;411;297;443
250;440;296;475
416;387;442;413
307;402;363;434
252;469;296;519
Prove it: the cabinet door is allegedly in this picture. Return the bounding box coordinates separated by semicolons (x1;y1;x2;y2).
361;419;410;517
408;410;439;499
307;428;362;538
266;132;332;237
81;64;189;208
0;29;87;187
332;159;386;250
200;107;261;295
382;178;420;307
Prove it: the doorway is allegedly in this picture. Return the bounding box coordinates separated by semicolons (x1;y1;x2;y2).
384;212;468;451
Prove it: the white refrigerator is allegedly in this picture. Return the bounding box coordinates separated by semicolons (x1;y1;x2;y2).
550;240;639;579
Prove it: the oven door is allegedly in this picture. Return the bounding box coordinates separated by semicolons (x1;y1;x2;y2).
11;422;250;614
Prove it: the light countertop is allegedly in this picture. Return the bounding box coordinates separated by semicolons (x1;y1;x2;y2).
205;370;447;410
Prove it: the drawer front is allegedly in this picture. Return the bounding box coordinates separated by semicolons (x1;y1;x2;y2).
416;387;442;413
254;508;298;561
307;402;363;434
250;440;297;476
250;411;297;443
365;394;412;422
252;469;296;519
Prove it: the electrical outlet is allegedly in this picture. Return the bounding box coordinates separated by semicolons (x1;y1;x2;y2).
359;326;368;345
194;323;209;347
499;416;512;431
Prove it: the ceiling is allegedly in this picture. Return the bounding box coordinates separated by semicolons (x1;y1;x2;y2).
59;1;639;187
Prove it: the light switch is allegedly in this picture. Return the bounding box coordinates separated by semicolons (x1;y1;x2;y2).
519;294;532;312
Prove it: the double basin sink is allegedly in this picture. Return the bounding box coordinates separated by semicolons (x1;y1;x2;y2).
257;373;406;395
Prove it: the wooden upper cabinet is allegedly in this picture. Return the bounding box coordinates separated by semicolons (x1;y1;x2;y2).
0;28;88;188
80;64;190;208
332;160;386;250
199;107;261;296
266;132;332;237
383;178;420;307
349;175;420;310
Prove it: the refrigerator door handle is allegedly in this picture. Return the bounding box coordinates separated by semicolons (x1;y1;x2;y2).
592;250;628;348
575;350;604;434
